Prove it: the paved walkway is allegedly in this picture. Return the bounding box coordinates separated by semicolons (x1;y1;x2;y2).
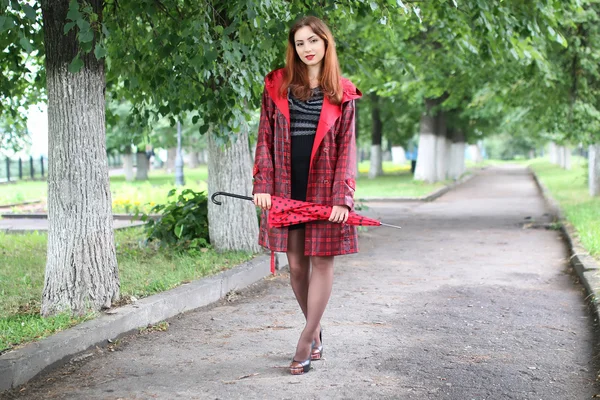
7;166;600;399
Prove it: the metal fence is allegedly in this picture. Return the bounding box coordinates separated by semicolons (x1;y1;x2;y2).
107;153;123;168
0;153;123;183
0;156;47;183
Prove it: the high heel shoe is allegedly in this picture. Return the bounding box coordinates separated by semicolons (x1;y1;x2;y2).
311;329;323;361
290;357;311;375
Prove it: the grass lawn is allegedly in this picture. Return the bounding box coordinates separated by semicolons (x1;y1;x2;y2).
0;162;450;208
0;227;253;353
356;161;448;198
529;158;600;260
0;166;209;213
0;180;47;205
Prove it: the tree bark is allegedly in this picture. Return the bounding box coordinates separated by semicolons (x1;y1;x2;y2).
414;99;437;182
561;146;571;170
556;145;565;168
207;128;260;252
590;144;600;197
122;152;134;182
188;150;200;168
469;144;483;164
369;93;383;179
448;128;465;180
166;147;177;172
41;0;119;316
391;146;407;165
435;111;449;182
355;98;360;174
548;142;558;164
135;151;149;180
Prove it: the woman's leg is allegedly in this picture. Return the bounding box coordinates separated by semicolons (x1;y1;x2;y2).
287;228;310;318
292;255;334;364
287;229;323;342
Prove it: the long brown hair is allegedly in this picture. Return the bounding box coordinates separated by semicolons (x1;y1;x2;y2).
280;16;343;105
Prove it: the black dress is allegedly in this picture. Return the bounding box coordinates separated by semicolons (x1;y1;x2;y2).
288;87;324;230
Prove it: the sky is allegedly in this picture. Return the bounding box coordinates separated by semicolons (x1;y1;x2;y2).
22;103;48;158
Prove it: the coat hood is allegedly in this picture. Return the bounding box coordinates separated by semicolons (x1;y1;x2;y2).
265;68;362;103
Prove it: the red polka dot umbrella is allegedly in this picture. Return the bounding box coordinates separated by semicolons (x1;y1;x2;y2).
211;192;401;273
267;197;387;228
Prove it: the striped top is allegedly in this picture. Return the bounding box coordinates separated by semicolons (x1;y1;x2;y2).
288;87;324;202
289;87;324;136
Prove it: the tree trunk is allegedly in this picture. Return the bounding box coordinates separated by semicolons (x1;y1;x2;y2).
561;146;571;170
188;150;200;168
556;145;565;168
414;99;437;182
368;93;383;179
448;128;466;180
590;144;600;197
122;152;134;182
135;151;149;180
355;98;360;175
391;146;407;165
207;128;260;252
166;147;177;172
548;142;558;164
469;144;483;164
435;111;449;182
41;0;119;316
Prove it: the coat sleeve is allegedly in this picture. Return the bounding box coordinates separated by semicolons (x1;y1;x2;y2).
332;99;357;210
252;88;275;195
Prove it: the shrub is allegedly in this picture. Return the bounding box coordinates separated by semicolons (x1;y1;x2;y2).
141;189;210;250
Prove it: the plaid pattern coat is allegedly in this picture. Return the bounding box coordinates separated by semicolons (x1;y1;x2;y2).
252;68;362;256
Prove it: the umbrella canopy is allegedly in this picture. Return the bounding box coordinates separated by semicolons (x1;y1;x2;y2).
268;197;383;228
211;192;401;274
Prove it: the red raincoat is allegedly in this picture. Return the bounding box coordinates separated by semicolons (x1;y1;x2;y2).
252;68;362;256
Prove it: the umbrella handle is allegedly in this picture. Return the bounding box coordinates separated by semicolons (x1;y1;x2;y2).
211;191;254;206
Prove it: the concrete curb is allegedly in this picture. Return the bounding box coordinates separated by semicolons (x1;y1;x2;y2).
0;200;42;209
0;253;289;392
358;172;476;203
529;167;600;320
0;213;160;221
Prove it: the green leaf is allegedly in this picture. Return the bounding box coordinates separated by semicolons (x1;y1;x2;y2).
79;29;94;43
67;0;81;20
555;33;567;48
68;54;84;73
174;224;184;238
22;4;36;20
396;0;408;12
76;18;91;31
205;49;217;63
81;41;93;53
64;21;76;34
19;35;33;53
159;105;170;116
192;115;200;124
94;44;107;59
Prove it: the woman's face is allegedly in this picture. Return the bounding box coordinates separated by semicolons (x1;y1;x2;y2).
294;26;326;67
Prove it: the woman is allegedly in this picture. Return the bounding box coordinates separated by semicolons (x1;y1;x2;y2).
252;16;361;375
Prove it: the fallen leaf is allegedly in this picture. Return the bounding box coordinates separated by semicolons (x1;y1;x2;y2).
238;373;259;380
